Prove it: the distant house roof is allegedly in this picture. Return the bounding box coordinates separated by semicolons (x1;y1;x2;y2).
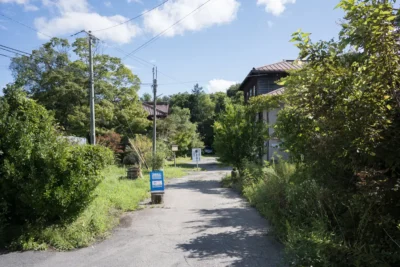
142;102;169;119
239;60;303;92
255;60;303;72
266;87;285;96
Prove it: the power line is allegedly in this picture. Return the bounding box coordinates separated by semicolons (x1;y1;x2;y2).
103;41;183;83
123;0;213;58
0;44;31;56
0;47;27;57
2;10;183;84
0;53;13;59
92;0;170;32
0;12;53;39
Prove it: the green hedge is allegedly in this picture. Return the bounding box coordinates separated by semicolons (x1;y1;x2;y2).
0;90;113;246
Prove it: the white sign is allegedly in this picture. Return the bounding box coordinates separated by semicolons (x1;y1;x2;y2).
152;181;163;187
192;148;201;163
172;145;179;152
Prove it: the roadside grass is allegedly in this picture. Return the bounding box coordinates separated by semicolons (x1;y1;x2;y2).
12;165;149;251
12;158;196;251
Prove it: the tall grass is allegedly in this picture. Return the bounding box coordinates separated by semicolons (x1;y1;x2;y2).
234;162;400;266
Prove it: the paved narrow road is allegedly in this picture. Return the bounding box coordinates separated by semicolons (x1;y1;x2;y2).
0;158;283;267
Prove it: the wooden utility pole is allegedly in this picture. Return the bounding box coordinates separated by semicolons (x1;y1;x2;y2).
152;67;158;169
88;31;96;145
71;30;98;145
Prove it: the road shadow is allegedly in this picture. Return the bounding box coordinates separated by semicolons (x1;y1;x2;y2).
0;249;9;255
177;230;283;267
172;183;284;266
177;207;284;266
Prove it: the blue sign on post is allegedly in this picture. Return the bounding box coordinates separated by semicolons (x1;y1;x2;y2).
150;171;165;192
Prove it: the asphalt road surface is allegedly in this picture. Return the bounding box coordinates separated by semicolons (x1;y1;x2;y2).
0;157;283;267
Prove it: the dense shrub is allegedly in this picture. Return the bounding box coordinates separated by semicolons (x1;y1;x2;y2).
0;90;114;231
242;163;400;266
97;131;123;162
150;153;165;170
251;1;400;265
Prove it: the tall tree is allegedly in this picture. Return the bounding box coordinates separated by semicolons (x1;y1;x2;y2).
226;83;243;104
10;38;149;137
140;93;152;102
158;106;203;155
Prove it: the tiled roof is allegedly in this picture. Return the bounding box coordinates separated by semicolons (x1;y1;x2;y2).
266;87;285;96
142;103;169;117
255;60;303;72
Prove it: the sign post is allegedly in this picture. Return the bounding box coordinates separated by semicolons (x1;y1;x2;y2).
192;148;201;171
150;171;164;204
172;145;178;167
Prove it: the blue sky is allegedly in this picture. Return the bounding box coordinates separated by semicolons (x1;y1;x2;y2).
0;0;344;97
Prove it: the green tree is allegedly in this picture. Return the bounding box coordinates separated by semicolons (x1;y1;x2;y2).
140;93;152;102
169;92;191;110
214;100;270;170
226;83;243;104
211;92;231;114
10;38;149;137
158;107;203;155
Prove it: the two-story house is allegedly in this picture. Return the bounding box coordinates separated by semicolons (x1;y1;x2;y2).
238;60;302;161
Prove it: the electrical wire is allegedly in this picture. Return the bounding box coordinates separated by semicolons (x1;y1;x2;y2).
123;0;213;58
0;44;31;56
2;9;184;84
0;12;53;39
0;53;13;59
0;47;28;57
92;0;170;32
103;41;183;83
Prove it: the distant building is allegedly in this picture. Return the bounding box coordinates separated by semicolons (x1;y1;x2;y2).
64;136;87;145
238;60;303;161
142;102;170;120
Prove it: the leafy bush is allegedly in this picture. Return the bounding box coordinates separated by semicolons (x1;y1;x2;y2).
97;131;123;162
256;1;400;265
241;161;400;266
214;103;268;170
150;153;165;170
0;90;113;236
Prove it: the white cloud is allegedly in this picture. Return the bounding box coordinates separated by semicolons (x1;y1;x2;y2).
143;0;240;37
104;1;111;7
257;0;296;16
127;0;142;3
267;20;273;28
0;24;7;30
0;0;38;11
207;79;238;93
35;0;141;44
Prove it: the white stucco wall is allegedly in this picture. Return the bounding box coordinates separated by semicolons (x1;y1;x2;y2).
263;107;288;161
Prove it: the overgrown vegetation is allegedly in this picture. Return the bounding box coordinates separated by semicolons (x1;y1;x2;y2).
214;95;279;170
217;0;400;265
0;89;114;248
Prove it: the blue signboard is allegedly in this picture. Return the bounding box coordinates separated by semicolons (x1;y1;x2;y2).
150;171;165;192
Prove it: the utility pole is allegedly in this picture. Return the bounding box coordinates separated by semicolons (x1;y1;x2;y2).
88;31;96;145
152;66;158;169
